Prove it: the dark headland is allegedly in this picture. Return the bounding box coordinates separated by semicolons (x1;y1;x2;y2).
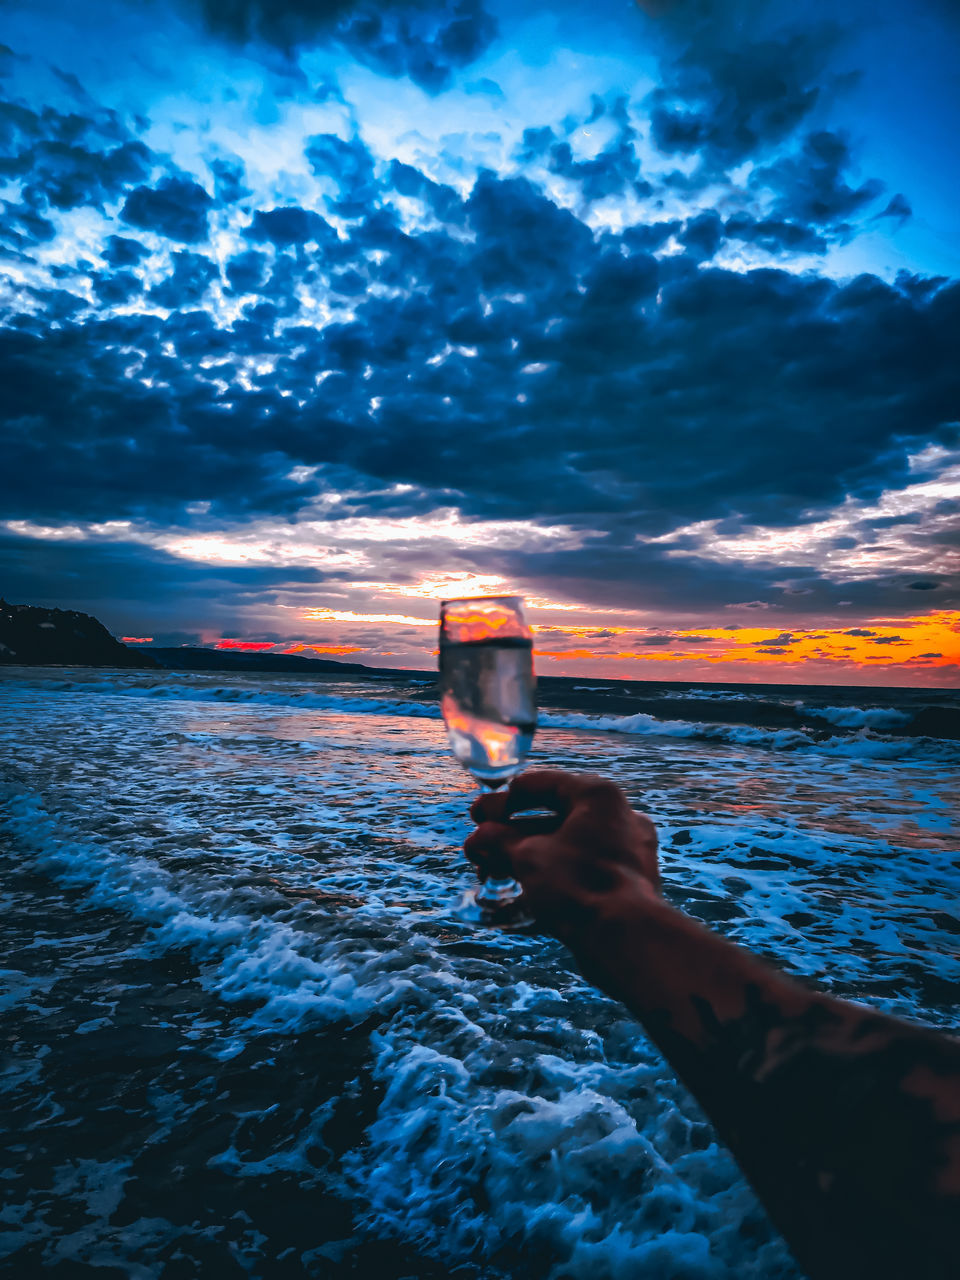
0;599;158;669
0;600;422;677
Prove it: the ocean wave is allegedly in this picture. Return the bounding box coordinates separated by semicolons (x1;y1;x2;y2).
796;703;912;731
0;790;429;1032
660;688;757;702
33;676;444;721
19;675;958;760
0;788;794;1278
540;709;957;761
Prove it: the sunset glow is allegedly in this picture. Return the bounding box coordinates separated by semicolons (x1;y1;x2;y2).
214;640;277;652
282;643;365;657
178;608;960;686
532;613;960;679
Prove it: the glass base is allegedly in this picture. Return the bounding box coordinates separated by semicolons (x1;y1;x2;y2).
459;880;534;929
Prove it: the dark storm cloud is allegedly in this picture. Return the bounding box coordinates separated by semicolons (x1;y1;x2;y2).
209;156;252;205
225;249;269;294
515;96;651;204
755;131;884;230
474;167;591;257
246;206;335;246
121;176;214;243
102;235;149;267
0;92;154;210
453;537;960;618
0;317;325;521
92;267;141;307
642;3;841;169
0;199;55;251
387;160;463;221
680;211;723;261
0;84;159;261
4;155;959;547
179;0;496;93
876;193;912;224
2;73;958;622
148;251;219;308
632;1;903;251
751;633;800;645
723;214;827;255
0;534;344;640
305;132;378;217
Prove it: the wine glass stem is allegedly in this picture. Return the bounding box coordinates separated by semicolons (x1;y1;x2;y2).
475;782;523;907
475;876;522;905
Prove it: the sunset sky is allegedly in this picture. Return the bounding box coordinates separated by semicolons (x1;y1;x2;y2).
2;0;958;685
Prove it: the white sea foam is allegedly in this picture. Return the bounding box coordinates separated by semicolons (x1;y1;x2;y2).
541;709;955;761
0;791;429;1033
660;688;757;702
16;674;952;761
344;1036;797;1280
2;667;957;1278
0;788;798;1277
796;702;912;731
33;676;443;721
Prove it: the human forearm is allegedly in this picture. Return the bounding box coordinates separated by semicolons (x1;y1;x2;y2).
466;772;960;1278
571;876;960;1280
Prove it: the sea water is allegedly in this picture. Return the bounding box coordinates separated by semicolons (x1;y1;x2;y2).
1;666;958;1278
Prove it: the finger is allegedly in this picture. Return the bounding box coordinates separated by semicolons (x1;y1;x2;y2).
463;820;517;866
505;813;562;838
463;820;519;881
470;790;511;824
469;790;563;834
504;770;616;819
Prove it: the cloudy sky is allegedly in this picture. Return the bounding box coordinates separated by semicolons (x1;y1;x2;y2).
2;0;958;684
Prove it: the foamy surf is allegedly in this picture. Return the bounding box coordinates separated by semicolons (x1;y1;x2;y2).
12;669;958;761
1;666;957;1277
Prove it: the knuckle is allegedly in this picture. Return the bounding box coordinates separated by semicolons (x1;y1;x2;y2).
470;821;503;845
508;845;532;873
632;810;657;841
463;822;500;858
579;776;622;803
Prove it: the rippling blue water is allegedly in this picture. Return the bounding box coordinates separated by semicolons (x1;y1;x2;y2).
1;667;957;1278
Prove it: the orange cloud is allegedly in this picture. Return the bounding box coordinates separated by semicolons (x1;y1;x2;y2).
282;643;364;656
534;648;601;661
214;639;276;651
121;636;153;643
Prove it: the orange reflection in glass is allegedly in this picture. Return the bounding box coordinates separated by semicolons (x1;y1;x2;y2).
439;595;532;645
440;693;518;769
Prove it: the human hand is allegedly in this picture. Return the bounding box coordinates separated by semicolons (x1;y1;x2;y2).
464;770;659;942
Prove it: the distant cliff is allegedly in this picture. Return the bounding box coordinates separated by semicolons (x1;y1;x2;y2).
0;600;158;668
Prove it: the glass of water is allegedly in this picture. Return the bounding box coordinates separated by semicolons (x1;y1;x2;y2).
439;595;536;922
